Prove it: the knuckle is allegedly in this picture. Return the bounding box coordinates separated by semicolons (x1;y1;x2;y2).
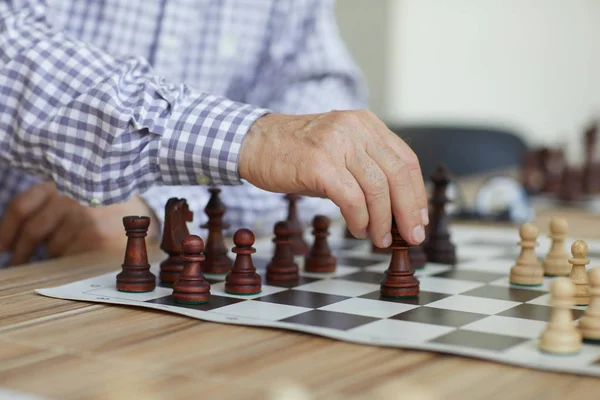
22;225;43;243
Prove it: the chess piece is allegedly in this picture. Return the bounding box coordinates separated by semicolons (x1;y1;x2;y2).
201;187;233;274
568;240;591;306
380;220;419;298
424;165;456;265
539;277;582;355
225;229;262;295
543;217;571;276
521;150;544;194
578;267;600;342
172;235;211;304
509;223;544;286
116;216;156;293
285;194;308;255
266;221;299;281
159;198;193;284
304;215;336;273
582;122;599;194
540;148;564;193
557;167;583;203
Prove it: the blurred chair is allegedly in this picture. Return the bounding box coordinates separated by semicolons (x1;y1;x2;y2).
390;124;528;179
389;124;531;222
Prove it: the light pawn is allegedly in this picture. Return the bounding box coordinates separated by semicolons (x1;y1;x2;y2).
539;277;582;354
510;223;544;286
543;217;571;276
578;267;600;342
568;240;591;306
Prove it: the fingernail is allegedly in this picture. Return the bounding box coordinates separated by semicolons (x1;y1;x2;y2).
412;225;425;243
357;229;368;239
382;233;392;248
420;208;429;225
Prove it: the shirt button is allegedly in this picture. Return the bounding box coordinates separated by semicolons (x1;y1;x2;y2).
90;198;101;206
163;36;179;50
196;175;210;185
220;36;237;58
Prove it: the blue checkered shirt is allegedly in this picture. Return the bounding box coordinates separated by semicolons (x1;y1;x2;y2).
0;0;366;263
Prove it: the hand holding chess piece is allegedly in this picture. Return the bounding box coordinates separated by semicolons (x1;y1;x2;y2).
539;277;582;354
510;223;544;286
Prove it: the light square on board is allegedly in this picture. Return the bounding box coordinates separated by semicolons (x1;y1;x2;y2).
318;297;418;318
279;309;379;331
390;307;487;328
86;286;172;302
502;339;600;368
293;280;380;297
456;245;508;261
461;315;548;339
417;276;485;295
209;282;287;300
214;300;311;321
429;330;529;351
453;258;514;274
527;293;589;311
348;319;456;343
426;295;521;315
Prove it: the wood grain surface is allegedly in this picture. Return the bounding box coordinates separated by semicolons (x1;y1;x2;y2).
2;209;600;399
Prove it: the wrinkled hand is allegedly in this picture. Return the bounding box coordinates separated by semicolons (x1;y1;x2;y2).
239;110;428;248
0;182;157;265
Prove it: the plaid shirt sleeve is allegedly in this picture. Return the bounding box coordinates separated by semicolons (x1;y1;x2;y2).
139;0;368;236
0;1;270;207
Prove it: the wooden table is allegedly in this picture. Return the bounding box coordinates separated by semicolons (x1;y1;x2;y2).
2;210;600;400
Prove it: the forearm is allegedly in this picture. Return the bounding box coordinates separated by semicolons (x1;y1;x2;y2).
0;2;269;206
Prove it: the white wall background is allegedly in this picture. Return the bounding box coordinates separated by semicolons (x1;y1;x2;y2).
336;0;600;161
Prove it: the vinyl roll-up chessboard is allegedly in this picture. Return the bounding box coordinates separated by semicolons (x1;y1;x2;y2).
37;225;600;377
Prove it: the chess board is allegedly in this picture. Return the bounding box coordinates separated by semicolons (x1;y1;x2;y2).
36;224;600;377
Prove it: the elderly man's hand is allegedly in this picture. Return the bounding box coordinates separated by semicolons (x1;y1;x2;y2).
0;182;157;265
239;110;428;248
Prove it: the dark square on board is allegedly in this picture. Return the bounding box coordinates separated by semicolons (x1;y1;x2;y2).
337;257;383;268
431;270;506;283
256;290;349;308
359;290;451;306
279;309;378;330
430;330;529;351
335;271;385;285
497;303;585;321
460;285;546;302
146;294;244;311
390;307;487;328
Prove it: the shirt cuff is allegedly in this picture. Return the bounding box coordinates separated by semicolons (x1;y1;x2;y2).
158;94;271;187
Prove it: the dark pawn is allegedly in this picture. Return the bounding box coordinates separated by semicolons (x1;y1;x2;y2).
172;235;211;304
558;167;583;203
285;194;308;255
201;188;233;274
305;215;336;273
424;165;457;265
380;220;419;298
266;221;299;281
225;229;262;295
159;198;193;284
116;216;156;293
